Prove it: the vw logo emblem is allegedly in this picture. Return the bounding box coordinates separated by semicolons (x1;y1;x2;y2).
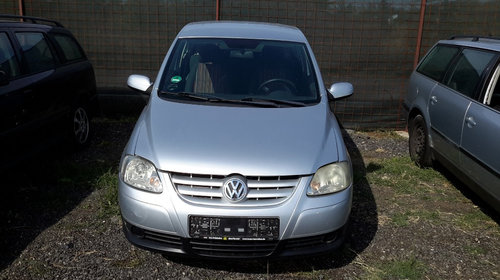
223;177;248;202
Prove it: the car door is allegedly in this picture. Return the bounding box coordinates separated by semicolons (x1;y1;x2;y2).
460;60;500;202
14;30;59;132
426;48;472;167
49;32;96;115
0;31;26;139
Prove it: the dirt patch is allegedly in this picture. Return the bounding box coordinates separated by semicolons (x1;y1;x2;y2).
0;118;498;279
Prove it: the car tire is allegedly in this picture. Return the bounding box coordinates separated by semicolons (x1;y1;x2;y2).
71;105;91;149
408;114;432;167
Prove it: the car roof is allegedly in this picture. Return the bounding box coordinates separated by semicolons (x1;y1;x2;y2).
0;15;64;30
177;21;308;43
438;37;500;52
0;21;52;30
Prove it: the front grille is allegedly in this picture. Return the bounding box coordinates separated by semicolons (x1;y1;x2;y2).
169;172;301;206
188;239;279;258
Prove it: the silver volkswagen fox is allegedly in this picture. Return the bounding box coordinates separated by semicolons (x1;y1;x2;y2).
119;21;354;259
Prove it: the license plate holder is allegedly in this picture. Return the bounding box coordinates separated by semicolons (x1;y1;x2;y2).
189;216;279;241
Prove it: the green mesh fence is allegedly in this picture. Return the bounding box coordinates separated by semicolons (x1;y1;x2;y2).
2;0;499;129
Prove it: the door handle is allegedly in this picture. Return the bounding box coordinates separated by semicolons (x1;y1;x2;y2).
430;95;438;105
465;116;476;128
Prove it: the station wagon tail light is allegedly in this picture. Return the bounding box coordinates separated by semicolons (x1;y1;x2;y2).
121;155;163;193
307;161;352;196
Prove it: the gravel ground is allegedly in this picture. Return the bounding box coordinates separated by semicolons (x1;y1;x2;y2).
0;118;498;279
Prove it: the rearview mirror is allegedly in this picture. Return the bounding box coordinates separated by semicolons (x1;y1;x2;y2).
328;82;353;100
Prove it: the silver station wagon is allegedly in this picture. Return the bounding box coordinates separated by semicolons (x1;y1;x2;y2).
405;36;500;212
119;21;354;258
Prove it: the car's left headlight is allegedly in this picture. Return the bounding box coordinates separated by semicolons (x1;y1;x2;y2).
121;155;163;193
307;161;352;196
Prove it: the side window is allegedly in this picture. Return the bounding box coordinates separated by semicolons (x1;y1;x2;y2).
53;34;84;62
0;32;20;79
417;45;459;81
444;49;496;98
15;32;56;74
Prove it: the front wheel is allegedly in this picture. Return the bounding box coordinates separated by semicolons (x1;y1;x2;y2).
408;114;432;167
71;105;91;149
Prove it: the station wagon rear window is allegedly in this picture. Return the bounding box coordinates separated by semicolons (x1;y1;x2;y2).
417;45;459;81
53;34;85;62
444;48;496;98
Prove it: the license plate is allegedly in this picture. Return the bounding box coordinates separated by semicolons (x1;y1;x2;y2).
189;216;279;241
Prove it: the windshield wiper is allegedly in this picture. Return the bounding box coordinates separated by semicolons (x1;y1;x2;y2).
159;91;305;107
240;98;306;107
159;91;213;101
160;91;275;107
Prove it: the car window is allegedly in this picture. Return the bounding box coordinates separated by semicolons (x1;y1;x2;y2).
159;38;320;104
53;34;84;62
417;45;459;81
444;49;496;99
15;32;56;74
0;32;20;79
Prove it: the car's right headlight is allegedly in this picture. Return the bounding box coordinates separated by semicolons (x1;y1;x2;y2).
307;161;352;196
121;155;163;193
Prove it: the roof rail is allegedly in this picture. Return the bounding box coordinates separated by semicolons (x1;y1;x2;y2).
448;35;500;42
0;14;63;27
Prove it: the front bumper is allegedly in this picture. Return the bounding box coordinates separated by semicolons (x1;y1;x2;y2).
122;218;348;259
118;171;352;259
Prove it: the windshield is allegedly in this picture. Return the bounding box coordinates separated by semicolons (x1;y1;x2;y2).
158;38;320;105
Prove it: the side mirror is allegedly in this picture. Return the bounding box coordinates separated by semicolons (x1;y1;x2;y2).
127;74;153;94
328;82;353;100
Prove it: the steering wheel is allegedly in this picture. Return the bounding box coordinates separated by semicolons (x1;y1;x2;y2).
256;78;297;95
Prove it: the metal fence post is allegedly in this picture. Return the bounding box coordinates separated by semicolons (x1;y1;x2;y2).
414;0;427;69
216;0;220;20
18;0;24;16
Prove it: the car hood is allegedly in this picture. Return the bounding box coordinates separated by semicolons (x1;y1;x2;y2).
133;100;341;176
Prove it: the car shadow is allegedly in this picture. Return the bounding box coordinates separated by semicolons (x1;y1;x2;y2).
0;154;83;269
433;162;500;225
163;127;379;274
0;118;132;270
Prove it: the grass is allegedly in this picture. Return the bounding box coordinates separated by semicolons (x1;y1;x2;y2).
390;210;441;227
377;257;427;280
366;156;449;197
95;168;120;219
356;255;427;280
464;245;486;256
391;212;410;227
453;210;500;235
2;159;110;220
355;152;499;279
